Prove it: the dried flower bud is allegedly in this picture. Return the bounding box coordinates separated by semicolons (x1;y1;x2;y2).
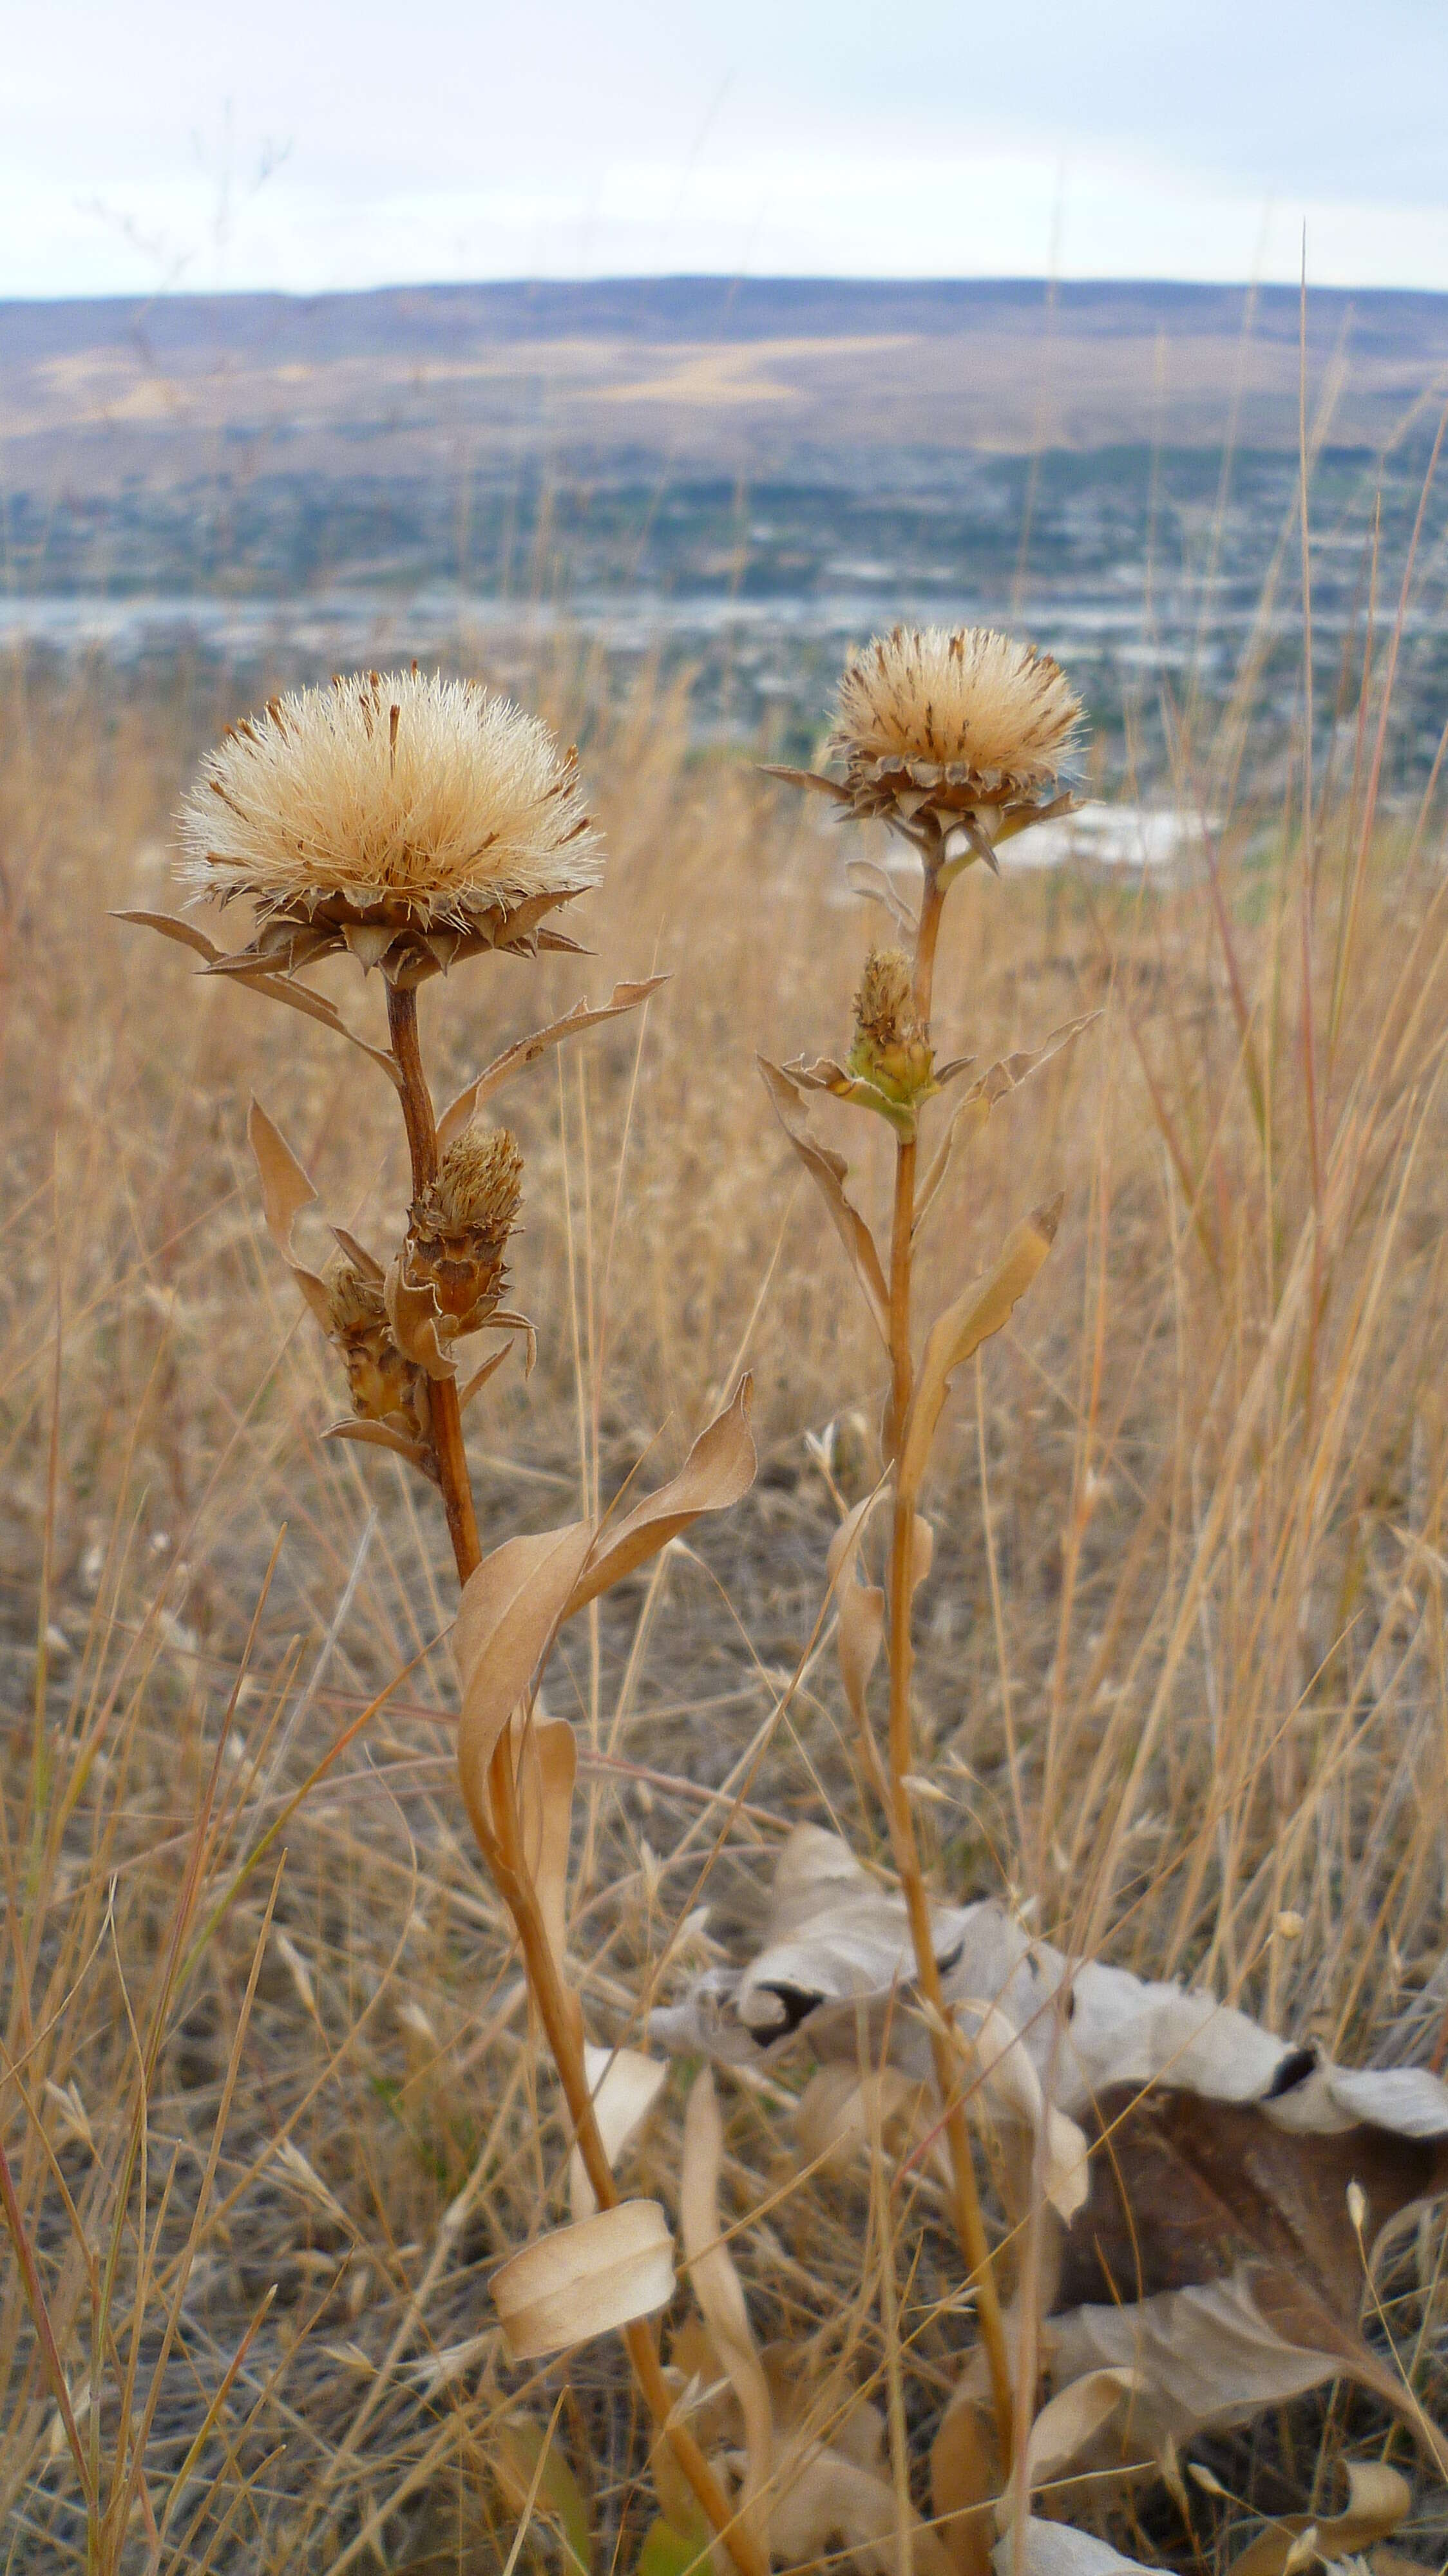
325;1260;428;1435
853;947;917;1050
178;667;603;987
403;1126;523;1339
849;946;935;1105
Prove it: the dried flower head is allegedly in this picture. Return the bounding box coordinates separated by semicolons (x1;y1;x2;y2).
179;668;603;985
402;1126;524;1341
766;624;1082;866
324;1260;427;1435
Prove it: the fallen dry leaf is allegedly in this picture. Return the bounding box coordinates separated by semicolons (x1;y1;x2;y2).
1228;2458;1410;2576
571;2043;668;2221
491;2199;675;2360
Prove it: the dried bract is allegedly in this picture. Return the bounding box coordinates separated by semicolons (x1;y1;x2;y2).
178;667;603;985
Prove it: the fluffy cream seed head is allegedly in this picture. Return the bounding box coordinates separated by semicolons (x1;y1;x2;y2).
179;668;603;930
832;625;1083;799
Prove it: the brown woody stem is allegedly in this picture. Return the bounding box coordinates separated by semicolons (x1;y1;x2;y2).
879;862;1015;2461
386;979;765;2576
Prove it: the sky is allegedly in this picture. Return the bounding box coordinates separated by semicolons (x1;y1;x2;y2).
5;0;1448;301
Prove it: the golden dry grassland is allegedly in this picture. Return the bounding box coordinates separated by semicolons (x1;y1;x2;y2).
5;623;1448;2571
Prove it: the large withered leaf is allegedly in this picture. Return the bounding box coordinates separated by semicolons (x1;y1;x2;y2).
757;1056;891;1347
898;1198;1062;1492
1045;2081;1448;2466
435;976;669;1151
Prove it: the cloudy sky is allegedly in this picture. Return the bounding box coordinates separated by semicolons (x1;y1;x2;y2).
6;0;1447;299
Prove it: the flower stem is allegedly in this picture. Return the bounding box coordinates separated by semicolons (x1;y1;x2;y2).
386;979;766;2576
879;866;1015;2462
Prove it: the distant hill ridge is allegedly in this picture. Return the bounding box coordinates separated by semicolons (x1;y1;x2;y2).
5;274;1448;367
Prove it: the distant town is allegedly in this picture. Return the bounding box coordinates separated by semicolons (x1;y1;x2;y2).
2;278;1445;791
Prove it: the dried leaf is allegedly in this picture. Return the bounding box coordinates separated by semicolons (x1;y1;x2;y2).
1048;2083;1448;2467
826;1494;888;1727
247;1099;333;1331
953;2000;1089;2221
568;1379;756;1613
898;1199;1062;1492
757;1056;891;1347
491;2200;674;2360
767;2447;953;2576
455;1524;596;1820
796;2063;935;2175
1015;2368;1150;2505
993;2524;1154;2576
456;1392;755;1852
571;2043;669;2221
914;1012;1099;1242
117;910;401;1086
680;2070;774;2557
783;1052;922;1139
1228;2461;1411;2576
320;1419;434;1475
493;2416;594;2576
437;977;669;1150
932;2389;999;2576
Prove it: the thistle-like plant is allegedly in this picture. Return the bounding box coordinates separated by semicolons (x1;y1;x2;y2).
763;622;1092;2466
126;667;767;2576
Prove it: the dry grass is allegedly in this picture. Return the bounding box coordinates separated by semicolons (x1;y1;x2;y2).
5;605;1448;2573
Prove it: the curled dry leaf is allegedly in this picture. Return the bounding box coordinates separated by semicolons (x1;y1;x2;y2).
117;909;401;1086
247;1099;334;1331
571;2043;669;2221
680;2070;774;2559
491;2199;675;2361
1227;2459;1411;2576
455;1383;756;1816
1011;2368;1150;2514
385;1254;461;1379
455;1524;596;1839
319;1417;435;1477
757;1056;891;1347
436;976;670;1150
898;1198;1063;1492
913;1014;1100;1244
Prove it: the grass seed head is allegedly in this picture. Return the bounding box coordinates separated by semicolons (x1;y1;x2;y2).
405;1125;523;1335
829;623;1083;849
178;667;603;984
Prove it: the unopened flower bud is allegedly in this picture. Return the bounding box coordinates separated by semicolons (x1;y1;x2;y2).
849;946;935;1104
325;1261;426;1433
405;1126;523;1338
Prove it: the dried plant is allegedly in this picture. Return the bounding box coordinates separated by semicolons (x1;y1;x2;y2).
759;622;1089;2467
115;668;767;2576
